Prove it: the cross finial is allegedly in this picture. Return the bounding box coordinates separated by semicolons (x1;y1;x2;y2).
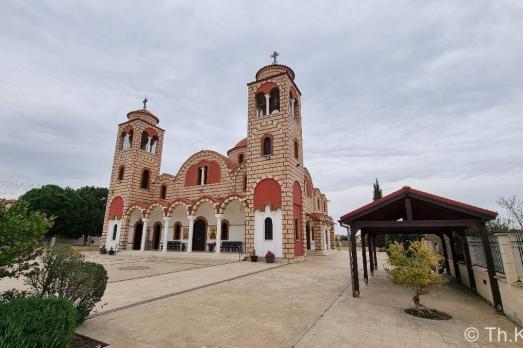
142;96;148;109
270;51;279;64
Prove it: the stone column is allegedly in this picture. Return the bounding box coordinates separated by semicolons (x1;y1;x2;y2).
140;218;149;251
290;98;295;117
215;214;223;253
264;93;270;115
497;233;519;283
187;215;194;253
162;217;171;252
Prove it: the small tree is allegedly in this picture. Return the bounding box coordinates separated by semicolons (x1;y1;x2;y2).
0;202;52;279
373;178;383;202
25;245;108;322
497;195;523;230
385;240;449;317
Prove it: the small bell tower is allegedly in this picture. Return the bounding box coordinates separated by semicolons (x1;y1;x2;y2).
245;54;306;260
101;99;165;250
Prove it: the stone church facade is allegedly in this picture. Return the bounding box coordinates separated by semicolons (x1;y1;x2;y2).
100;62;335;261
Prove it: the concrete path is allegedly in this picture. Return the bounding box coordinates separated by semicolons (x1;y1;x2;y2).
76;251;520;347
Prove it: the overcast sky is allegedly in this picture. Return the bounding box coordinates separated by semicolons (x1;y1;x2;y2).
1;1;522;230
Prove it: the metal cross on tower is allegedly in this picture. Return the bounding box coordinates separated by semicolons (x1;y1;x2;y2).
270;51;279;64
143;97;148;109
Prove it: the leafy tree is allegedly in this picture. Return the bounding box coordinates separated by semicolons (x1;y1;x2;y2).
385;240;447;312
75;187;108;237
0;202;52;279
19;185;107;238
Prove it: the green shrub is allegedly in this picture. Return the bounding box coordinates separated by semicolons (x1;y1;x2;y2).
0;297;77;348
25;244;108;322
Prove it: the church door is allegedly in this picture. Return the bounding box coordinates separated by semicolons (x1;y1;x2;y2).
152;224;161;250
192;219;207;251
133;222;143;250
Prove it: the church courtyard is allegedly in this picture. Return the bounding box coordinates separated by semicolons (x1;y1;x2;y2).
75;251;519;348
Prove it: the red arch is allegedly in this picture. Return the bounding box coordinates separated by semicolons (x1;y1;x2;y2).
290;86;299;100
143;127;158;137
293;181;303;206
185;160;221;187
257;82;278;94
122;124;133;133
253;179;281;211
108;196;124;219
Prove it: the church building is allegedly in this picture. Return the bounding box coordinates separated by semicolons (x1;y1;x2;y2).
101;60;335;261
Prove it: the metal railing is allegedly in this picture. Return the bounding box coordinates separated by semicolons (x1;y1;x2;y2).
512;233;523;280
467;236;505;274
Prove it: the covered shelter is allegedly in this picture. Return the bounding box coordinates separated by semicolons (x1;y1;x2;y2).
338;186;502;311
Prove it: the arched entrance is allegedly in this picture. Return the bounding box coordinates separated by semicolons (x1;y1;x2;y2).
152;223;161;250
133;221;143;250
192;219;207;251
306;222;311;250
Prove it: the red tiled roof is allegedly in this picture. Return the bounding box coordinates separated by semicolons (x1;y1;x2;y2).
234;138;247;148
339;186;497;223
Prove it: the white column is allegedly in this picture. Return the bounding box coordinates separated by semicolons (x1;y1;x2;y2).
264;93;270;115
187;215;194;252
215;214;223;253
146;136;152;152
140;218;149;251
162;217;171;252
290;98;295;117
497;233;519;282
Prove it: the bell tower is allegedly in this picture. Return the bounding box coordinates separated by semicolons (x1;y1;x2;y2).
101;100;165;250
245;56;306;260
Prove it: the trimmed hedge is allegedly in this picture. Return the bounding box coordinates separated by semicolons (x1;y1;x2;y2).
0;297;77;348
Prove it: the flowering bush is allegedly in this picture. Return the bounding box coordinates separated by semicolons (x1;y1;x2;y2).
265;250;274;257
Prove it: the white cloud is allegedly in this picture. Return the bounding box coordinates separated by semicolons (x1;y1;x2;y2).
1;0;522;226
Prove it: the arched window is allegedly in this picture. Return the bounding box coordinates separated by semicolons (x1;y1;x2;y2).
243;174;247;192
160;185;167;199
264;217;273;240
256;92;267;117
118;166;125;181
269;88;280;114
140;132;158;154
262;137;272;156
174;223;181;240
317;198;320;210
221;221;229;240
121;130;133;150
112;224;118;241
294;219;300;240
141;169;150;189
324;202;327;212
311;226;315;240
238;153;244;164
294;140;299;159
197;166;208;185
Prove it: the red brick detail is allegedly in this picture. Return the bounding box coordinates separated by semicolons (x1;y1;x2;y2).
290;86;299;100
253;179;281;211
185;164;199;186
185;160;221;187
108;196;124;219
305;178;313;198
143;127;158;137
122;124;133;133
257;82;278;94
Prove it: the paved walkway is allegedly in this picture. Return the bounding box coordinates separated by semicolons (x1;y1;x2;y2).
75;251;520;347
